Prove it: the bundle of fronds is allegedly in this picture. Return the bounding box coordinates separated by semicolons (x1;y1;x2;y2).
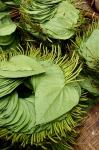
0;46;88;150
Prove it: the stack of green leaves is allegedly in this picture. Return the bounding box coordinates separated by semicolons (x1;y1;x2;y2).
0;0;96;149
0;0;81;47
20;0;80;40
77;22;99;97
0;0;19;51
1;0;21;6
0;12;17;49
0;49;87;149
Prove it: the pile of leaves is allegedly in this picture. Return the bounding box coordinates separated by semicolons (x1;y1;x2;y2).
0;0;99;150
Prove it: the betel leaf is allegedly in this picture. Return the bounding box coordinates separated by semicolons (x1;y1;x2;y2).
31;61;81;125
0;54;81;134
3;0;21;5
35;82;81;125
0;13;16;36
78;28;99;70
0;34;15;46
0;55;45;78
85;29;99;68
0;61;81;132
0;51;83;147
41;1;79;39
0;78;23;98
21;0;79;40
0;37;19;51
0;92;36;133
79;74;99;96
34;0;61;4
22;3;56;24
0;13;16;48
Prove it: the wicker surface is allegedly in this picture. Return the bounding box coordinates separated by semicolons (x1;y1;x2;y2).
74;104;99;150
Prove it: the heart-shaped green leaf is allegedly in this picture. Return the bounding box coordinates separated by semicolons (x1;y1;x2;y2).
0;13;16;36
0;55;45;78
31;61;81;125
41;1;79;39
